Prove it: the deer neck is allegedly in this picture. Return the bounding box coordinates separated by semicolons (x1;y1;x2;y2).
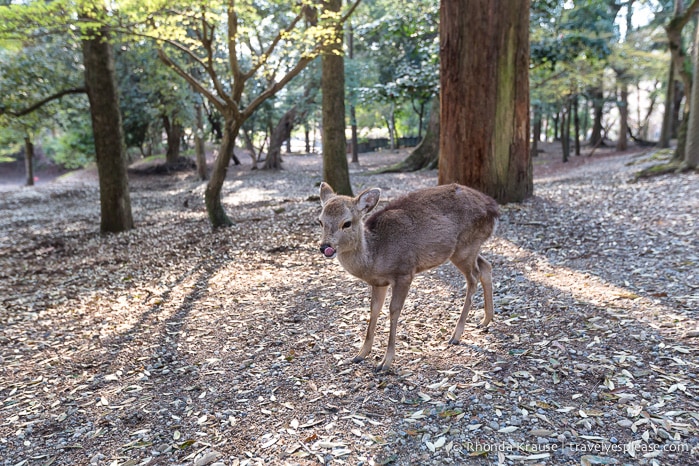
337;229;373;279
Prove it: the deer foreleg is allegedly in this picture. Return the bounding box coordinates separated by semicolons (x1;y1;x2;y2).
376;277;411;372
353;285;387;363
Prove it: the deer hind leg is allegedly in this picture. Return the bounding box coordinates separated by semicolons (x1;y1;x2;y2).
353;285;388;363
477;255;494;327
448;248;482;344
376;277;412;372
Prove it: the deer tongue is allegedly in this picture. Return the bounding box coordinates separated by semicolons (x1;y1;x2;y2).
323;246;336;258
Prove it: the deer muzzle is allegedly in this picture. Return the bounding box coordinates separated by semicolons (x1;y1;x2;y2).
320;244;336;259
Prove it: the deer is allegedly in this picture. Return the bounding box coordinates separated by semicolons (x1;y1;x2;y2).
317;182;499;372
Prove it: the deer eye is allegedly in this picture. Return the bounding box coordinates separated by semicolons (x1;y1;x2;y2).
342;221;352;229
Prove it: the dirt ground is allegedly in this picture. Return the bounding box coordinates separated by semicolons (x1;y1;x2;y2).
0;143;698;466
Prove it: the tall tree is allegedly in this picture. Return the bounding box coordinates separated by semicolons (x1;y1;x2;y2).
150;1;360;226
321;0;352;195
438;0;531;203
682;13;699;169
81;14;134;233
665;0;699;160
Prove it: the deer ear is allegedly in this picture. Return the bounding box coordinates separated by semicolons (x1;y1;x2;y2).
319;182;335;205
356;188;381;213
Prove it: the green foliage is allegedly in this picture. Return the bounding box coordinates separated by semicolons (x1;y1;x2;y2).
115;40;194;151
350;0;438;135
43;106;95;169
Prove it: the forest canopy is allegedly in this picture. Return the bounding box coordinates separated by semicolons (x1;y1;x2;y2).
0;0;696;180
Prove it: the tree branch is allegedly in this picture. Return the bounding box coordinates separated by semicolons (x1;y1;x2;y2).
157;48;228;113
1;88;86;117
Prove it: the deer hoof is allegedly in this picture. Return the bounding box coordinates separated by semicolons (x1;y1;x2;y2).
447;337;460;345
352;355;365;364
375;362;391;372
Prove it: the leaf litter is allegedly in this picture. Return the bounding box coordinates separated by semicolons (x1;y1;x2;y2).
0;144;698;465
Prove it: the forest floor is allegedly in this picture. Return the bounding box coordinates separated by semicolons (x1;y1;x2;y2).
0;142;698;466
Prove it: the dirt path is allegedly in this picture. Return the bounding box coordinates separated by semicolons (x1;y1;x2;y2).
0;146;697;466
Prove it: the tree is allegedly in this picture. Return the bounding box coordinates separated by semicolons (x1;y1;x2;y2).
438;0;531;203
148;0;360;226
81;14;134;233
321;0;352;195
665;0;699;160
0;37;86;184
379;94;439;173
682;13;699;169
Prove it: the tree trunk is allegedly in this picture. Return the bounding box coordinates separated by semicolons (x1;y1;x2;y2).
242;129;258;165
531;103;541;157
305;125;311;153
616;83;629;151
438;0;532;203
350;105;359;164
205;118;240;227
265;107;297;170
589;86;605;146
380;95;440;172
24;136;34;186
573;95;580;155
163;114;183;164
321;0;352;195
561;101;570;163
683;17;699;169
81;18;134;233
194;102;208;180
672;82;684;139
348;21;359;164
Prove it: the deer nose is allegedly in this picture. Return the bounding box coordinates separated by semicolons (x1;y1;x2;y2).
320;244;336;258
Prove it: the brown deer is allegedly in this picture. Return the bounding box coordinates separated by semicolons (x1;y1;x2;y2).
318;182;499;371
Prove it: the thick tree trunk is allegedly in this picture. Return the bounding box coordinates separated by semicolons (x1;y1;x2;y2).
321;0;352;195
163;115;183;164
81;19;134;233
380;95;439;172
683;18;699;169
24;136;34;186
264;107;297;170
205;119;240;227
438;0;532;203
194;103;208;180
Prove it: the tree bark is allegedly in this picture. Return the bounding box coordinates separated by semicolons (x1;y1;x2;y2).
205;118;241;227
380;95;439;172
81;18;134;233
531;103;541;157
194;102;208;180
24;136;34;186
348;21;359;164
438;0;531;203
265;107;297;170
616;83;629;151
573;95;580;155
589;86;605;146
321;0;352;195
163;114;183;164
683;16;699;169
561;101;570;163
